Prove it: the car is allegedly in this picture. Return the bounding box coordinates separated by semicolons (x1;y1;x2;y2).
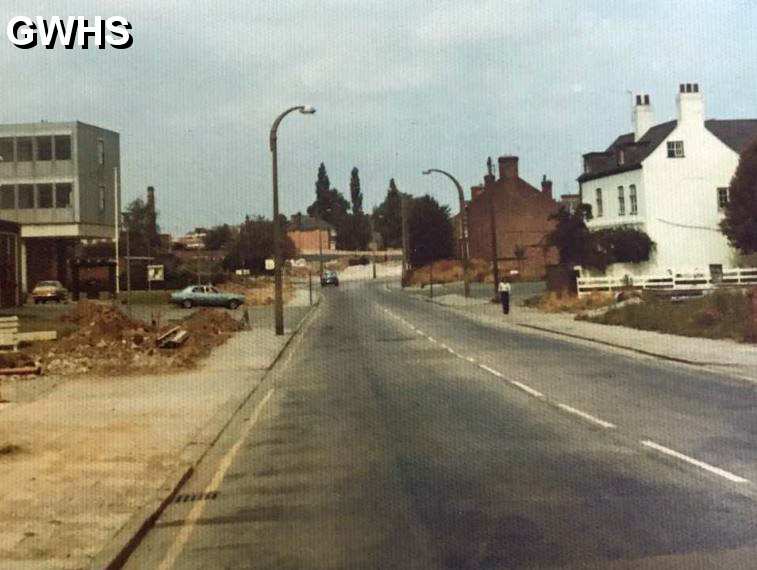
31;280;68;304
321;270;339;287
170;285;245;309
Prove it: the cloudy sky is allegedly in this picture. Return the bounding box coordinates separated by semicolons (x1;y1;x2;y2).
2;1;756;234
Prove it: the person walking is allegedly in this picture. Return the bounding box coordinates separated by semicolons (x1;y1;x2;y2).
498;279;511;314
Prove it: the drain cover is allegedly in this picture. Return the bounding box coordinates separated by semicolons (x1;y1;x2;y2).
174;491;218;503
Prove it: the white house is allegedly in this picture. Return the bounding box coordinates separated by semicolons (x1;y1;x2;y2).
578;83;757;278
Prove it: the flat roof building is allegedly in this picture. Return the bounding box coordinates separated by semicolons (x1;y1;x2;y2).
0;121;120;292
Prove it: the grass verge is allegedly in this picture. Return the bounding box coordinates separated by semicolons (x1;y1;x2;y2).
581;290;749;341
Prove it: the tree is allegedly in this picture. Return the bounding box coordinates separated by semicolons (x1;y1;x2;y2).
306;163;350;228
203;224;234;251
372;178;404;248
338;214;371;251
223;216;296;273
547;205;592;267
407;195;454;267
721;137;757;253
123;197;161;256
349;167;363;214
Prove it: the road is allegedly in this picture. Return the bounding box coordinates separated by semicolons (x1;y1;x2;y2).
124;280;757;569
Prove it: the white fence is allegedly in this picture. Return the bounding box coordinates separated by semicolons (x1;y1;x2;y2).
577;267;757;297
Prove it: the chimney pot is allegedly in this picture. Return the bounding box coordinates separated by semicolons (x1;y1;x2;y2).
644;94;650;105
693;83;699;93
679;84;685;93
541;175;553;199
636;95;642;105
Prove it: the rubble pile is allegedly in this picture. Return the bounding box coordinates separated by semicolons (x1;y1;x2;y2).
33;302;243;377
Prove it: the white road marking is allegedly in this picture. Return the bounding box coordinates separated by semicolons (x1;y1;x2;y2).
447;347;456;355
465;356;476;363
440;343;450;351
427;336;437;343
157;389;275;569
479;364;503;378
641;440;749;484
557;403;616;429
510;380;545;398
416;329;425;336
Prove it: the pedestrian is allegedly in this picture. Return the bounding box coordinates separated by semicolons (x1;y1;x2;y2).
498;279;511;314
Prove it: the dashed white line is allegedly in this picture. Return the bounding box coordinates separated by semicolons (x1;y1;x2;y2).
641;440;749;484
509;380;545;398
556;403;615;429
427;336;437;343
465;356;476;363
416;329;425;336
479;364;503;378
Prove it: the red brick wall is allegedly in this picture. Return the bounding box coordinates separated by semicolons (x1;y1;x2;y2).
464;176;559;280
287;229;332;253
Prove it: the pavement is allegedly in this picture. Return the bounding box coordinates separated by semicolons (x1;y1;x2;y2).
122;280;757;569
0;297;316;569
402;280;757;382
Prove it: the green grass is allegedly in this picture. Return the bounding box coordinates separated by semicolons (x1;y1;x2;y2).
582;290;750;341
117;290;172;305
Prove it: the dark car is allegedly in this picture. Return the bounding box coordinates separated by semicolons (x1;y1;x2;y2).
321;270;339;287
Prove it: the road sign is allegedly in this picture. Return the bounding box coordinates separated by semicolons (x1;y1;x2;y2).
235;269;251;276
147;264;165;282
265;258;275;271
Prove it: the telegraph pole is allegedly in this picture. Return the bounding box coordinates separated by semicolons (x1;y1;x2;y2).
401;194;410;288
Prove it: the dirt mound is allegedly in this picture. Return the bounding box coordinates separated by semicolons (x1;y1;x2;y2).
408;258;491;286
60;301;137;338
184;309;244;335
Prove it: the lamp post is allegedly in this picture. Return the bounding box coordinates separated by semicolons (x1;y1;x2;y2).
270;105;316;336
422;169;471;298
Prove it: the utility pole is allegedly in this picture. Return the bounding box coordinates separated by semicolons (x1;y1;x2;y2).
114;167;120;296
124;213;132;317
488;183;500;298
401;194;410;288
318;221;324;277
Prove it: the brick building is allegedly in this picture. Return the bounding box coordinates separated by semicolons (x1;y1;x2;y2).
461;156;559;279
287;215;335;254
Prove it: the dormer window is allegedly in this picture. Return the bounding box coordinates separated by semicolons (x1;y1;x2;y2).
617;149;625;165
667;140;685;158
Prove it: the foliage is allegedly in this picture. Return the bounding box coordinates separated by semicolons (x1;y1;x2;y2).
123;197;161;256
337;213;371;251
306;163;350;228
721;137;757;253
203;224;234;251
349;167;363;214
547;205;654;270
407;195;454;267
223;215;296;273
372;178;405;248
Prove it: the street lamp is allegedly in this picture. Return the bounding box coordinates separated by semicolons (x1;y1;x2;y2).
422;169;471;298
270;105;316;336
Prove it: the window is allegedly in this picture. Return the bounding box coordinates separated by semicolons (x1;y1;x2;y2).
618;149;625;166
618;186;626;216
667;140;685;158
18;184;34;208
17;138;33;162
55;183;72;208
0;186;15;209
36;137;52;161
0;138;13;162
54;135;71;160
97;139;105;165
629;185;638;215
37;184;53;208
717;187;729;210
99;185;106;211
595;188;603;217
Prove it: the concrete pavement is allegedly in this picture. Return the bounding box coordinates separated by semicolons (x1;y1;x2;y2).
123;281;757;569
0;301;314;569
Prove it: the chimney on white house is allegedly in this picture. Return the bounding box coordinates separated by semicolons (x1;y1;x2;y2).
632;93;654;141
676;83;704;125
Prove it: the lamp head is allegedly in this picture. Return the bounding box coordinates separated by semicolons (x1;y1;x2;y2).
300;105;316;115
422;170;431;175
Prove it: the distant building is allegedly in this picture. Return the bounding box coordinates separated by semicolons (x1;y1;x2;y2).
0;219;21;306
287;214;335;254
578;83;757;276
459;156;559;279
559;193;581;214
174;230;207;250
0;121;120;292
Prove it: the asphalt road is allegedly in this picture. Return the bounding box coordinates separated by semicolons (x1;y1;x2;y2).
124;280;757;569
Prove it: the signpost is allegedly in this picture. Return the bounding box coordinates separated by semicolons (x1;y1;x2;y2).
147;264;164;291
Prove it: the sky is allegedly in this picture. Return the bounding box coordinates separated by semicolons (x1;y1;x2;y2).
2;1;756;235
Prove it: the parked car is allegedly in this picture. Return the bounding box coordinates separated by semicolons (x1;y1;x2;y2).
321;270;339;287
170;285;245;309
31;280;68;304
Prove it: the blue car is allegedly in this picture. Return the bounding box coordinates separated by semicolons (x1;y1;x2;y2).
170;285;245;309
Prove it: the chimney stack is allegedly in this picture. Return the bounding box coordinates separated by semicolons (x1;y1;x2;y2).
498;156;519;180
676;82;704;125
471;185;485;201
541;175;553;199
632;93;654;141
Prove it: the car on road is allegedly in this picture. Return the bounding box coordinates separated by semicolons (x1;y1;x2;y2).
321;270;339;287
31;280;68;304
170;285;245;309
